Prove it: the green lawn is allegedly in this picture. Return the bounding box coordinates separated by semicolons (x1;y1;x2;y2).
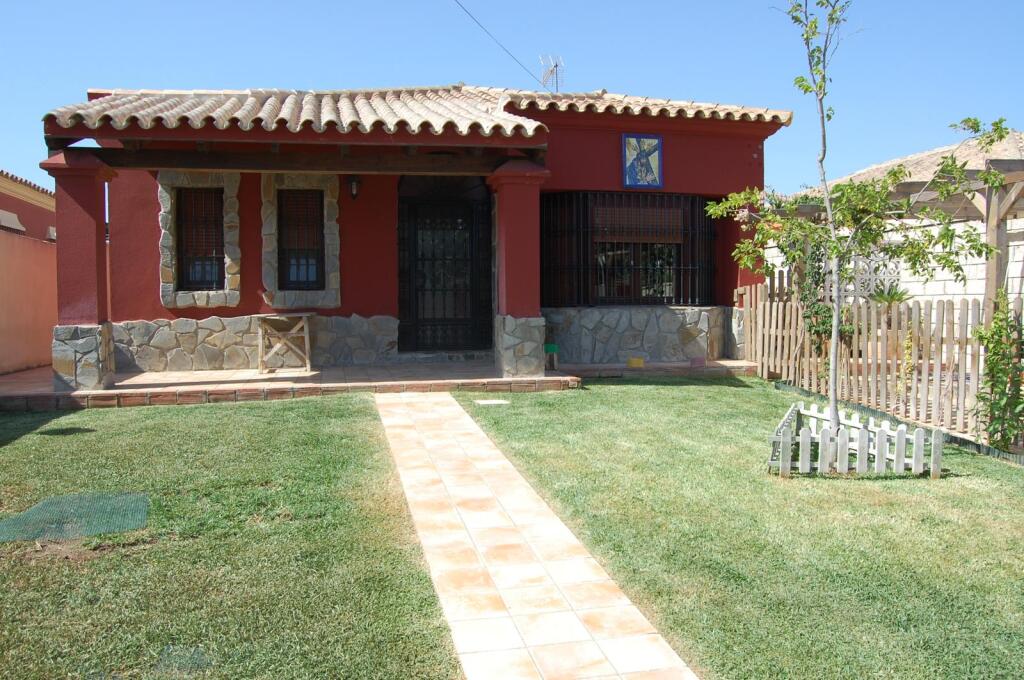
458;376;1024;680
0;396;458;679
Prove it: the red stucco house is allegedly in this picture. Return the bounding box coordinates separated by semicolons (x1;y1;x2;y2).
41;85;790;389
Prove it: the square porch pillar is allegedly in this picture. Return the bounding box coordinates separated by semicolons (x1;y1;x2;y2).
41;150;117;390
487;160;550;377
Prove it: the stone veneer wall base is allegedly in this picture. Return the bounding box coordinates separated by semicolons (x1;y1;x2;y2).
111;314;399;372
542;306;730;364
494;315;546;377
52;323;115;390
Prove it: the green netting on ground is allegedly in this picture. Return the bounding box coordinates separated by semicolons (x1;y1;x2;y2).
0;492;149;542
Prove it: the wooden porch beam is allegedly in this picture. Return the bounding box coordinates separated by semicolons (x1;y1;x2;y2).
82;147;516;176
45;137;83;151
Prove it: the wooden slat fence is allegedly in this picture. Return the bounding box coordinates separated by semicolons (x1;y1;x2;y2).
736;281;1023;447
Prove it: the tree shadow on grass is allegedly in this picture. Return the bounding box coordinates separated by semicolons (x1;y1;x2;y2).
0;411;68;449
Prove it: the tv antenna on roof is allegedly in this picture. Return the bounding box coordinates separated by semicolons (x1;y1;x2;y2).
540;56;565;92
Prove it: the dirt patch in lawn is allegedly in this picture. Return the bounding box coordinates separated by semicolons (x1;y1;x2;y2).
8;534;157;566
11;540;110;565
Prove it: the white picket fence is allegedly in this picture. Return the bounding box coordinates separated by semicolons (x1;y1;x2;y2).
769;402;944;478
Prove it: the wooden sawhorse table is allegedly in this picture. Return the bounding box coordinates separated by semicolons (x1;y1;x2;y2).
255;312;313;373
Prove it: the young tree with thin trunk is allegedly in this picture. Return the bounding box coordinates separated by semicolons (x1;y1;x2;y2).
708;0;1008;429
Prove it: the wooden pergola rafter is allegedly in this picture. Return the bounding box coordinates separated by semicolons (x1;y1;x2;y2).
896;158;1024;315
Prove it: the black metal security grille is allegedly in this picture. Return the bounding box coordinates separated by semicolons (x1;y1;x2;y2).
541;191;714;306
278;189;325;290
398;199;492;351
176;188;224;291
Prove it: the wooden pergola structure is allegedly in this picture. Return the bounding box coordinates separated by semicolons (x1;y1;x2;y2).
900;158;1024;313
830;131;1024;319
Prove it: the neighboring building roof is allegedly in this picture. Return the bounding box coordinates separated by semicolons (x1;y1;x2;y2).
0;169;55;213
829;130;1024;185
0;169;54;198
44;84;792;139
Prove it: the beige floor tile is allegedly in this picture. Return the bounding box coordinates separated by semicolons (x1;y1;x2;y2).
422;543;482;570
530;641;617;680
459;649;542;680
512;611;591;646
597;635;686;675
578;606;657;640
440;471;487;487
447;484;495;504
431;565;498;595
413;512;465;533
449;616;524;654
415;528;474;549
455;496;504;514
489;562;554;589
545;558;611;585
529;536;592;562
458;506;516;530
469;526;528;547
561;581;632;610
481;542;538;566
501;584;571;615
440;591;509;621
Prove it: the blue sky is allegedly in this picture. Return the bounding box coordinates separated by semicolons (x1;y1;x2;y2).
4;0;1020;193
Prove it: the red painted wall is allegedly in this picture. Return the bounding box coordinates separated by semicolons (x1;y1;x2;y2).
0;190;54;242
107;170;399;321
527;109;775;303
92;108;778;321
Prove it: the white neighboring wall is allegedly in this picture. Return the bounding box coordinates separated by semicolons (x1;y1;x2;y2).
899;218;1022;303
762;217;1023;302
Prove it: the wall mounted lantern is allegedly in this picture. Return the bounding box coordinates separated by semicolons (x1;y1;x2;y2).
349;176;361;200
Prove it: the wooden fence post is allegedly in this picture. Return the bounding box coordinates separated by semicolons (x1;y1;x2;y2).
912;428;925;474
874;428;889;474
820;425;833;474
799;427;811;473
779;426;792;478
893;425;907;474
836;427;850;474
856;427;870;474
931;430;944;480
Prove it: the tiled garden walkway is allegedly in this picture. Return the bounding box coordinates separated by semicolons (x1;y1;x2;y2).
375;392;698;680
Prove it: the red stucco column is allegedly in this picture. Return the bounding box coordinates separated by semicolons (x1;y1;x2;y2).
486;160;550;317
41;151;115;325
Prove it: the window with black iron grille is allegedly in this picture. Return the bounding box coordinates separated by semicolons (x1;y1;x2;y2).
278;189;325;290
541;191;714;306
176;187;224;291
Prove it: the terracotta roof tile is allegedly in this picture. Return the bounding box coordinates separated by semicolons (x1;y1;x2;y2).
465;86;792;125
46;84;792;138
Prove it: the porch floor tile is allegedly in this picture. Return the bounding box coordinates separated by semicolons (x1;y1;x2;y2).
374;392;698;680
0;360;579;410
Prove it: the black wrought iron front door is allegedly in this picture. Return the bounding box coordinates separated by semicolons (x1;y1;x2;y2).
398;199;492;351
